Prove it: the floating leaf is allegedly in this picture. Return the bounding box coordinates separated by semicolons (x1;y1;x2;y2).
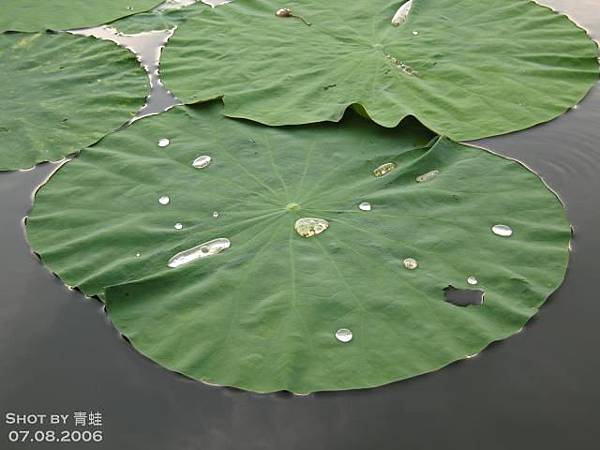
0;32;148;171
0;0;164;32
160;0;599;140
27;103;570;393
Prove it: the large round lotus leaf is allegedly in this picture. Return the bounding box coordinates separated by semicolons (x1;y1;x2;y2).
0;0;164;32
26;104;570;393
160;0;599;140
0;32;149;171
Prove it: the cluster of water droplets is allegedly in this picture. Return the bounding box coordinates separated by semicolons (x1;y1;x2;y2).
147;130;516;341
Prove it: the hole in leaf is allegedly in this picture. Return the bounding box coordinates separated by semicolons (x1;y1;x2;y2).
443;285;484;307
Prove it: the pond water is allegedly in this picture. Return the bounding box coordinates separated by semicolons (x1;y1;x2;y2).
0;1;599;449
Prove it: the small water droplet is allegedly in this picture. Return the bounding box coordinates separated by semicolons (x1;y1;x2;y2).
467;276;478;285
335;328;353;343
294;217;329;238
167;238;231;268
416;169;440;183
492;224;513;237
174;222;183;230
212;211;220;218
126;5;133;10
373;162;397;177
158;138;170;148
403;258;418;270
358;201;372;211
135;252;141;258
192;155;212;169
412;30;419;35
158;195;170;205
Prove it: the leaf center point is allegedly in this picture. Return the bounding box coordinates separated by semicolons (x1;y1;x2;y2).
286;202;301;212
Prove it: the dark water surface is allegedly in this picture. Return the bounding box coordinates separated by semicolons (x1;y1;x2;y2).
1;1;599;449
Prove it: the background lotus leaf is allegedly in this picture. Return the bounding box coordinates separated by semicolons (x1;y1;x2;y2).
0;32;149;171
1;0;164;32
160;0;599;140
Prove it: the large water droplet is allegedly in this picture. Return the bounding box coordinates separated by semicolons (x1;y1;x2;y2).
335;328;353;343
174;222;183;230
492;224;513;237
167;238;231;268
416;169;439;183
192;155;212;169
391;0;412;26
358;201;372;211
157;138;170;148
294;217;329;238
373;162;397;178
403;258;418;270
158;195;170;205
467;276;478;285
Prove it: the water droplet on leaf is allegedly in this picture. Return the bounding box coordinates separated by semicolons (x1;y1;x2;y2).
158;138;170;148
212;211;220;218
467;276;478;285
335;328;353;343
168;238;231;268
358;201;372;211
403;258;418;270
294;217;329;238
158;195;170;205
174;223;183;230
492;224;513;237
192;155;212;169
416;169;440;183
373;162;397;177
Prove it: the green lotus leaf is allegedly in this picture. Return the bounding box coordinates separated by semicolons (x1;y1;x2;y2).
0;32;149;171
0;0;164;32
26;103;570;393
160;0;599;140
